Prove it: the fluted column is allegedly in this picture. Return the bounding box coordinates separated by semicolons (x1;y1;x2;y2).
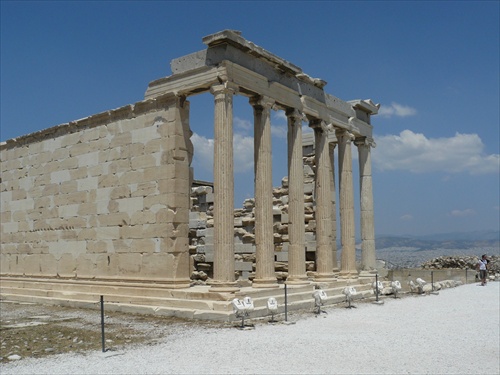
329;141;340;273
337;129;358;278
285;108;308;284
209;83;239;292
250;96;278;288
355;137;377;273
311;120;335;281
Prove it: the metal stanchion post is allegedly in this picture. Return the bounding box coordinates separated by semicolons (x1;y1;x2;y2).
284;284;288;322
372;273;384;305
431;271;439;295
100;295;106;352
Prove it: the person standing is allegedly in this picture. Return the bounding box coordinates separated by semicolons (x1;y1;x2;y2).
477;254;489;286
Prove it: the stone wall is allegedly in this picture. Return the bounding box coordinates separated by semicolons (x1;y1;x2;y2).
0;94;193;285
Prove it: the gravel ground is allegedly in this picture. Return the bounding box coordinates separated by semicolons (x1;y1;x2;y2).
1;282;499;375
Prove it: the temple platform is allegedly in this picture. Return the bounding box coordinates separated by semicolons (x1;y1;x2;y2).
0;276;376;321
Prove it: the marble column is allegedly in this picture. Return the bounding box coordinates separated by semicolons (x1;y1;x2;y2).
336;129;358;278
329;141;340;273
209;83;239;292
311;120;335;281
355;137;377;273
285;108;308;284
250;96;278;288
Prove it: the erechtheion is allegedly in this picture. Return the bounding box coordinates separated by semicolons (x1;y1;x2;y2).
0;30;380;320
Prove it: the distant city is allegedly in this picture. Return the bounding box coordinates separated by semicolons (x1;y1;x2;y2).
362;230;499;268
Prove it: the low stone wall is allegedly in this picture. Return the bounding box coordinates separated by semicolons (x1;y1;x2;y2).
387;268;477;292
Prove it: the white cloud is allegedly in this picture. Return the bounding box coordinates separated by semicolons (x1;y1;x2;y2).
378;102;417;118
448;209;476;217
234;117;252;133
271;125;287;139
400;214;413;221
191;132;254;176
373;130;500;175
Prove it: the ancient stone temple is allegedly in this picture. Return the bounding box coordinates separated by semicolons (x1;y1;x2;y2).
0;30;379;320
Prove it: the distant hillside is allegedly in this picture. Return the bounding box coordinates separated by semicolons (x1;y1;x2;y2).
372;230;499;268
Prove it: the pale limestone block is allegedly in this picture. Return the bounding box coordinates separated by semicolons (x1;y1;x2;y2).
60;132;81;148
118;171;143;185
117;253;142;275
41;183;59;197
23;254;43;276
109;160;131;174
107;200;119;213
38;254;57;275
60;180;78;194
99;148;120;163
69;166;88;180
0;191;12;210
145;138;161;154
119;224;144;239
2;222;18;234
98;212;130;227
53;147;70;160
98;174;119;188
163;236;189;253
77;176;98;192
12;189;27;201
1;210;12;222
69;142;93;157
110;132;132;149
48;240;86;261
110;186;131;200
93;226;119;240
95;253;117;276
28;142;43;154
59;204;80;218
131;182;157;198
80;128;101;142
54;191;87;206
76;151;99;167
131;125;158;144
87;240;109;253
112;239;132;253
121;143;145;159
88;163;105;177
78;202;97;216
130;211;156;225
60;156;78;170
50;170;71;184
131;238;156;253
10;198;34;212
44;161;60;174
131;154;158;170
75;254;97;277
77;228;97;241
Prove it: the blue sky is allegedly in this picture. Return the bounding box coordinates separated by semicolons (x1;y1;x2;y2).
1;1;499;237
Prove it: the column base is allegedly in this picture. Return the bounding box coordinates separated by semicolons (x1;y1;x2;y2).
338;270;359;279
358;270;376;279
285;276;310;286
252;278;280;288
208;281;240;293
313;272;337;282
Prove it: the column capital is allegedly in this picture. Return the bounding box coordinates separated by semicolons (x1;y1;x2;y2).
210;82;239;97
354;136;376;148
249;95;275;110
309;119;332;134
285;108;305;122
336;129;355;143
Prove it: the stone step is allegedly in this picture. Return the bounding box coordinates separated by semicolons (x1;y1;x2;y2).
0;276;377;321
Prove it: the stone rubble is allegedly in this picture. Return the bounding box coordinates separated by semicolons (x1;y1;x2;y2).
421;255;500;277
189;149;319;283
